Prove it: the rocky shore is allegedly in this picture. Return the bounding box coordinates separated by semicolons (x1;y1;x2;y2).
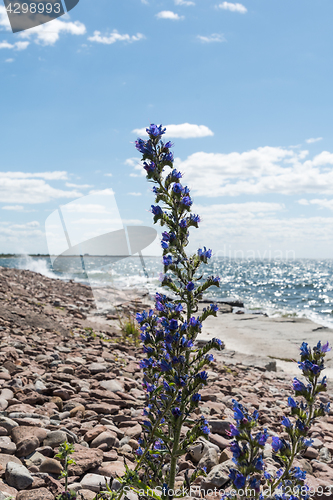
0;267;332;499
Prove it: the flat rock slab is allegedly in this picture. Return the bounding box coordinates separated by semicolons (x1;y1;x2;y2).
69;445;104;476
198;307;333;380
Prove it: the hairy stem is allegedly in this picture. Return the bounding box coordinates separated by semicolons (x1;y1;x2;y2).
168;407;184;499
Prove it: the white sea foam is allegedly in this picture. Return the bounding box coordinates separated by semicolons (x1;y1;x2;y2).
19;255;61;280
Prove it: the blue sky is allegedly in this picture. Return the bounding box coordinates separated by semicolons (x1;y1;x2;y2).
1;0;333;258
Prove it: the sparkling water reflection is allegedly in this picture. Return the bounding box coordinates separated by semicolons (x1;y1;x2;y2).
1;256;332;328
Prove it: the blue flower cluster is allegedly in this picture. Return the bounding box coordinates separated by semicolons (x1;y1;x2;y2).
226;341;330;500
130;125;225;495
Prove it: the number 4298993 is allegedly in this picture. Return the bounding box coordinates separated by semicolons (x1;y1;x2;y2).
6;2;62;14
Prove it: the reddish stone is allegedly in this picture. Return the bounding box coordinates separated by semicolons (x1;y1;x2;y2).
86;403;119;414
16;487;54;500
209;433;230;450
68;444;103;476
11;426;48;444
84;425;107;443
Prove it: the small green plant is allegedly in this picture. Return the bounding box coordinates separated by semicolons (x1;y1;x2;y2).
55;440;77;500
81;326;110;341
84;326;97;338
116;307;140;346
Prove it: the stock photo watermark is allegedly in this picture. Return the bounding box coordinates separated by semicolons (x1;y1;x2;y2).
121;484;333;498
45;191;157;311
214;245;296;260
3;0;80;33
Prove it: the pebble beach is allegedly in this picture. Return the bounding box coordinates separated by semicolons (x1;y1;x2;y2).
0;267;332;500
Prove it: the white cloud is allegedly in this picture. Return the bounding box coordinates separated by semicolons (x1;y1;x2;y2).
197;202;285;216
217;2;247;13
0;171;68;180
19;19;86;46
88;30;145;45
0;41;29;51
0;175;81;204
308;151;333;166
0;220;44;251
187;202;333;258
104;173;113;177
156;11;184;20
306;137;323;144
128;192;142;196
0;6;10;30
13;221;40;228
2;205;24;211
65;182;93;188
0;8;85;48
125;157;144;177
176;146;333;197
297;198;333;211
133;123;214;139
5;58;14;62
174;0;195;5
1;205;36;212
197;34;225;43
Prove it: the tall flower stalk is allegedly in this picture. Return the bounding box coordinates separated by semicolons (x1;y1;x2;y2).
104;125;331;500
114;124;224;500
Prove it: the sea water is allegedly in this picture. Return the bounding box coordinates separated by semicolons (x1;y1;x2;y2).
1;255;332;328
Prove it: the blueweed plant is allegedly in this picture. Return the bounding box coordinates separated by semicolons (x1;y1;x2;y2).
226;341;330;500
112;124;224;500
110;125;330;500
